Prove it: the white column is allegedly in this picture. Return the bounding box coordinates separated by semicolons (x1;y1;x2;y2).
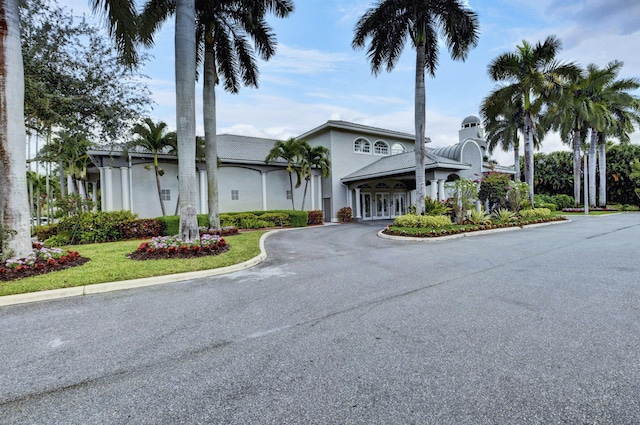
98;167;105;211
91;182;98;210
315;175;322;211
104;166;114;211
355;188;362;220
199;169;207;214
120;167;130;211
261;171;268;211
67;174;75;195
310;172;316;210
438;179;446;201
430;180;438;200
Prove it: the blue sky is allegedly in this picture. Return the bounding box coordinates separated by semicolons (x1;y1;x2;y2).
62;0;640;166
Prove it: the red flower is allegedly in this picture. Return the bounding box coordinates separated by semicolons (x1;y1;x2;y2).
47;258;58;266
16;265;27;272
58;257;67;264
35;263;45;270
0;268;7;274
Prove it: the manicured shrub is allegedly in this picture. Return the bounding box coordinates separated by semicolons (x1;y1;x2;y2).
393;214;452;228
286;210;308;227
260;213;290;227
540;202;557;211
157;215;180;236
307;210;324;225
553;194;574;209
337;207;353;222
519;208;552;219
34;224;58;241
57;210;140;244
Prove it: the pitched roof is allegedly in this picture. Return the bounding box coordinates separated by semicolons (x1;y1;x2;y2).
297;120;420;142
216;134;281;164
341;150;470;183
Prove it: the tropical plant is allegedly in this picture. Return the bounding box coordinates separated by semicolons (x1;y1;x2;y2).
481;88;523;181
394;214;452;228
448;178;478;224
127;119;174;216
519;208;551;219
353;0;479;215
299;141;331;210
424;197;451;216
492;208;517;223
265;138;305;210
532;151;573;196
467;209;491;225
506;180;531;212
488;35;579;205
478;172;510;211
139;0;293;231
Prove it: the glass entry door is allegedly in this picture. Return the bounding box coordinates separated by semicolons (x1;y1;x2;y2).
392;193;406;218
375;193;390;219
361;193;372;220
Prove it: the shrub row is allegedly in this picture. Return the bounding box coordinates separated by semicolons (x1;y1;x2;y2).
393;214;453;228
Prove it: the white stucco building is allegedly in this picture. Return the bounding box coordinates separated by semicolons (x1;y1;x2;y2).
85;116;511;222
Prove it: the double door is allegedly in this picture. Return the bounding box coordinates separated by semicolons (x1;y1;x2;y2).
361;192;406;220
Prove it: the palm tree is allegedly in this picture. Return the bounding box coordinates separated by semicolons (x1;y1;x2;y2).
265;138;304;210
586;61;640;207
0;0;32;258
128;118;174;216
298;142;331;210
481;87;524;182
139;0;292;231
488;36;579;205
353;0;479;215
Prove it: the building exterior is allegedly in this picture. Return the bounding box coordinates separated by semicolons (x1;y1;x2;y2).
85;116;511;222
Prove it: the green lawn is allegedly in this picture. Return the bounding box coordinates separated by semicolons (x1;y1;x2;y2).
0;231;265;297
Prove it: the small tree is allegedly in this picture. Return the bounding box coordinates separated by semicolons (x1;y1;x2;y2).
265;138;304;210
506;180;531;213
448;178;478;224
479;172;511;212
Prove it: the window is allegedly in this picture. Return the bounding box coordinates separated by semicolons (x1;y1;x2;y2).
286;190;292;200
354;138;371;153
375;182;389;189
391;143;405;155
374;140;389;155
231;190;239;200
161;189;171;201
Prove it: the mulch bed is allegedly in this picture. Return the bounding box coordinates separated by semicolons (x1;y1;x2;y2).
0;256;91;282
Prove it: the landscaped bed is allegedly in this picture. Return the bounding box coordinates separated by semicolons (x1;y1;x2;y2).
383;215;566;238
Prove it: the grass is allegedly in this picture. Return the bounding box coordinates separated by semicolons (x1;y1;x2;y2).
0;231;265;297
551;210;621;217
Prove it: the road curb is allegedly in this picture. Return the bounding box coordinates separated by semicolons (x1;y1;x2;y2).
0;230;277;308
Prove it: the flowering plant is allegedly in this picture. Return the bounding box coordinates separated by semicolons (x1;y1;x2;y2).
132;234;229;259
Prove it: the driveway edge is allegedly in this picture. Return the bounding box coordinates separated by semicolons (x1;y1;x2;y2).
0;230;277;308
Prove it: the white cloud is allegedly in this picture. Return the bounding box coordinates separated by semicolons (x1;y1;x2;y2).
260;44;353;75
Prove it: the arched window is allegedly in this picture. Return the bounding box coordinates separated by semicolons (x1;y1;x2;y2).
374;140;389;155
375;182;389;189
354;138;371;153
391;143;405;155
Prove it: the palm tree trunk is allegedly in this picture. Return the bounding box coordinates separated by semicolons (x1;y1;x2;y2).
0;0;32;258
523;113;534;204
598;140;607;207
414;43;427;215
588;129;597;207
513;140;520;182
154;161;166;216
203;28;220;230
301;178;310;210
572;130;581;206
175;0;199;241
288;172;295;210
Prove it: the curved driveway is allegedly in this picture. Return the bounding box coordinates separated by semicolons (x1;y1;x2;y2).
1;214;639;424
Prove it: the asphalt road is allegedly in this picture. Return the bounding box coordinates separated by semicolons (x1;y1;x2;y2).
1;214;639;424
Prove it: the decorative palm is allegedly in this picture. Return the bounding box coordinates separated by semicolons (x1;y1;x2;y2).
488;36;579;204
265;138;305;210
585;61;640;206
298;142;331;211
128;118;174;216
353;0;479;215
481;87;524;182
140;0;292;229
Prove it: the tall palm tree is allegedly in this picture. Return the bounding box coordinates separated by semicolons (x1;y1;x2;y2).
353;0;479;215
265;138;304;210
481;87;524;182
128;118;174;216
488;36;579;204
0;0;32;258
586;61;640;207
140;0;293;231
298;142;331;211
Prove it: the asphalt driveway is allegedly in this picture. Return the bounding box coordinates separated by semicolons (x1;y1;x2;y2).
0;213;639;424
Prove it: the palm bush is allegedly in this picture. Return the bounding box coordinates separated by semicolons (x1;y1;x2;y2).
492;208;517;223
424;197;451;216
467;209;491;225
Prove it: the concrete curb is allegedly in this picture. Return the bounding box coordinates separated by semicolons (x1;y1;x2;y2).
0;230;278;308
378;218;571;242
